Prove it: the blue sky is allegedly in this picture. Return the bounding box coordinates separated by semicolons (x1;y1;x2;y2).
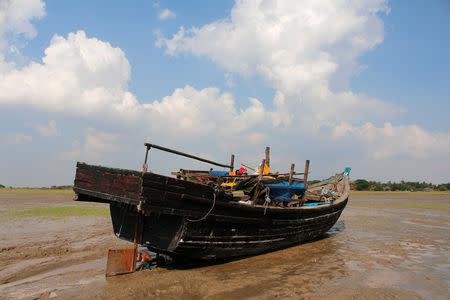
0;0;449;186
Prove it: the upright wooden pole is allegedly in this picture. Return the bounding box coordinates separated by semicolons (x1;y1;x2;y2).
289;163;295;185
142;146;150;172
252;159;266;204
258;159;266;180
265;147;270;168
303;160;310;184
230;154;235;173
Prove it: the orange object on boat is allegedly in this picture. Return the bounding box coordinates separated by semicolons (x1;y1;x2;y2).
257;164;270;175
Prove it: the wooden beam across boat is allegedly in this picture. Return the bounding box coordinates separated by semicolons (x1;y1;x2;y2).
145;143;234;169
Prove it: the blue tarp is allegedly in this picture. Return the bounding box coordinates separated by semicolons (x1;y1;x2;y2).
303;202;332;206
210;170;229;175
262;181;307;202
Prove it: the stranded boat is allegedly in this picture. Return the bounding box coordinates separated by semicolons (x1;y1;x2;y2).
73;143;349;262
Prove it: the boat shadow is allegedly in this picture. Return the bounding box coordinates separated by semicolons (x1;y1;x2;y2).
161;220;346;270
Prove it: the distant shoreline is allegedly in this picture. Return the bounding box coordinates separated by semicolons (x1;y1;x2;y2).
0;188;74;195
350;190;450;195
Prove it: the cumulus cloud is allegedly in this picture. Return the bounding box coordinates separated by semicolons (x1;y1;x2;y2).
157;0;388;93
158;8;176;20
0;0;448;179
0;0;45;73
143;85;272;140
85;127;119;152
35;120;59;137
155;0;396;127
0;30;136;117
0;0;45;47
335;122;450;159
156;0;450;160
0;30;273;144
59;127;120;161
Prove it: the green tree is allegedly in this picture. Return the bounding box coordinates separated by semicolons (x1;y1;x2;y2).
354;179;370;191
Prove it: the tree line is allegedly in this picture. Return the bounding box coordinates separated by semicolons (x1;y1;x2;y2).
0;185;73;189
353;179;450;191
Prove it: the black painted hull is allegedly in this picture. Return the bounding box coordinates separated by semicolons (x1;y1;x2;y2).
74;162;349;260
110;200;346;260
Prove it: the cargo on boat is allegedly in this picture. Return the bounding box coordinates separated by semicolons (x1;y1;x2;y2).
73;143;349;261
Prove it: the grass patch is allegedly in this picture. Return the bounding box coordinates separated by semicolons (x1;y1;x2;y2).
0;188;74;195
351;202;450;210
351;190;450;196
390;203;450;210
1;206;109;218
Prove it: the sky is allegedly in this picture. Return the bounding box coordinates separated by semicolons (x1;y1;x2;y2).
0;0;449;187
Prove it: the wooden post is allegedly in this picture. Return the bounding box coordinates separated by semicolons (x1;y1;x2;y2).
303;160;310;184
252;159;266;204
142;146;150;173
230;154;235;173
289;163;295;185
258;159;265;180
265;147;270;168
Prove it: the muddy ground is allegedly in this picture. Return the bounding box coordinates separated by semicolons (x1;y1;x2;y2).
0;191;449;299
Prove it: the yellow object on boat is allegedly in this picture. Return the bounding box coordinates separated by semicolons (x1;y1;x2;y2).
221;182;236;187
257;164;270;175
229;172;236;176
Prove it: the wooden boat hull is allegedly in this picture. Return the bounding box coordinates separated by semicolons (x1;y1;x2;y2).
74;162;348;260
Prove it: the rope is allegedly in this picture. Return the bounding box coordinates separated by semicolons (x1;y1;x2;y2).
263;188;271;215
187;189;218;222
116;208;126;238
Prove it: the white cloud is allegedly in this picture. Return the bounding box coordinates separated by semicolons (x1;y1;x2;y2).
0;0;45;73
35;120;59;137
157;0;388;94
0;28;273;144
0;30;134;117
155;0;394;123
158;8;176;20
85;127;118;152
142;85;269;139
59;127;120;161
155;1;396;128
2;133;32;145
334;122;450;159
0;0;448;185
0;0;46;48
155;0;450;160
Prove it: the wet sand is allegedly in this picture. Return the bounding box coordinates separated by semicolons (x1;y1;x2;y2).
0;191;449;299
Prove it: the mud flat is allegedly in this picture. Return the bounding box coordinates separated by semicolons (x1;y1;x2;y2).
0;190;449;299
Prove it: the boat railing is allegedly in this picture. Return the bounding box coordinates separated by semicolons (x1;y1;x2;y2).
142;143;310;186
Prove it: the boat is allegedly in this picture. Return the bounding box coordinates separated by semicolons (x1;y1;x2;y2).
73;143;349;262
